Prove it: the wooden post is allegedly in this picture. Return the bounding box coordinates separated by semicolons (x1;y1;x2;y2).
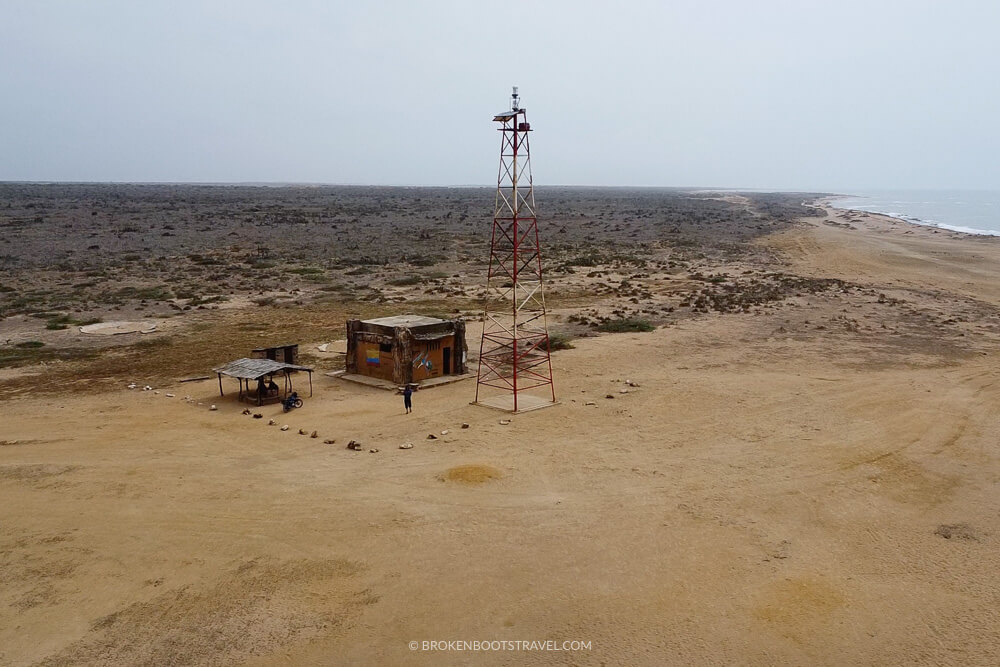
345;320;360;374
395;327;413;385
218;373;224;397
454;319;467;374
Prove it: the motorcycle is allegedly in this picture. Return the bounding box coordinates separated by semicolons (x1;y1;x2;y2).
282;392;303;412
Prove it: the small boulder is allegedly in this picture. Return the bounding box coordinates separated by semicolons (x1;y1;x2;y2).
268;419;276;426
347;440;363;451
585;401;597;406
399;442;414;450
461;423;470;429
441;430;449;436
298;429;307;435
323;439;336;445
209;405;218;411
369;448;379;453
499;419;511;425
253;413;263;419
310;430;318;438
165;393;175;398
280;425;289;431
427;434;438;440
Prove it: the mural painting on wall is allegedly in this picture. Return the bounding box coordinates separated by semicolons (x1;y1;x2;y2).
412;351;433;372
366;347;380;365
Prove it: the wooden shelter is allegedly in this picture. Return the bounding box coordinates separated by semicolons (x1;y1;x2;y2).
345;315;467;386
213;358;314;405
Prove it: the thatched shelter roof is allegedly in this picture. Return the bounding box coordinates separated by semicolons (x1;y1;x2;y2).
212;358;312;380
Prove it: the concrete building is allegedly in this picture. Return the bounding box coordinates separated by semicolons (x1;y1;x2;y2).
345;315;467;386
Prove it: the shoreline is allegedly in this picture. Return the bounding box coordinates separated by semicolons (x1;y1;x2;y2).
821;194;1000;238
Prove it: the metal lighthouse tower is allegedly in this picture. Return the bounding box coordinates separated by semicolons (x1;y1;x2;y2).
474;87;556;412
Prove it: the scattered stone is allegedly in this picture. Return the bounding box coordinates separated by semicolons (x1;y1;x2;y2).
427;434;438;440
165;393;175;398
399;442;414;450
268;419;276;425
624;380;640;387
605;394;615;399
280;425;289;431
298;429;307;435
369;448;379;453
323;439;336;445
619;388;629;394
499;419;511;425
209;405;218;411
585;401;597;406
253;413;263;419
242;408;252;415
154;390;160;395
127;383;138;390
461;423;470;429
347;440;363;451
310;430;318;438
441;429;449;435
143;385;153;391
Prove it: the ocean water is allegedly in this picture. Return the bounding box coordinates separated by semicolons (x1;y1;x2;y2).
829;190;1000;237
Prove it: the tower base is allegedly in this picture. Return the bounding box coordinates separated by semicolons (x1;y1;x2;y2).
473;394;558;413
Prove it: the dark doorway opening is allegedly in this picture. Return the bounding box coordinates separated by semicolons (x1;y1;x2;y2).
443;347;451;374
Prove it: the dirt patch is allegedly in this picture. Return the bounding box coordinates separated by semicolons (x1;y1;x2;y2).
442;464;502;485
40;557;374;667
0;464;79;484
753;575;847;638
1;439;38;446
934;523;981;541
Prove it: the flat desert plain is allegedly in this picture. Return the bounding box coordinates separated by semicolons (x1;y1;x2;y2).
2;188;1000;665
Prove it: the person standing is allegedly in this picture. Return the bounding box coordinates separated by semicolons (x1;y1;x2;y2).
403;385;413;414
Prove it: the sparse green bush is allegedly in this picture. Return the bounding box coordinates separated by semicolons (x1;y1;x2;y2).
388;275;423;286
44;314;102;330
188;295;228;306
545;333;575;351
596;318;655;333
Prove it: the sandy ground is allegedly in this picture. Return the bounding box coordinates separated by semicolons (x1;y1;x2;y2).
3;209;1000;665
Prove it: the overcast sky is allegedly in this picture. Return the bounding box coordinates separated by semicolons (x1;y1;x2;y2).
1;1;997;191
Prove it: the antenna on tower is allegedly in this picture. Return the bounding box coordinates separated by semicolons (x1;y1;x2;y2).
475;87;557;413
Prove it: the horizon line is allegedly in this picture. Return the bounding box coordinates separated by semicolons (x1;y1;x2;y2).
0;180;858;194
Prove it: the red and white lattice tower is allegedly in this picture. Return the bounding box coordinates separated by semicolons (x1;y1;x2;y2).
474;87;556;412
